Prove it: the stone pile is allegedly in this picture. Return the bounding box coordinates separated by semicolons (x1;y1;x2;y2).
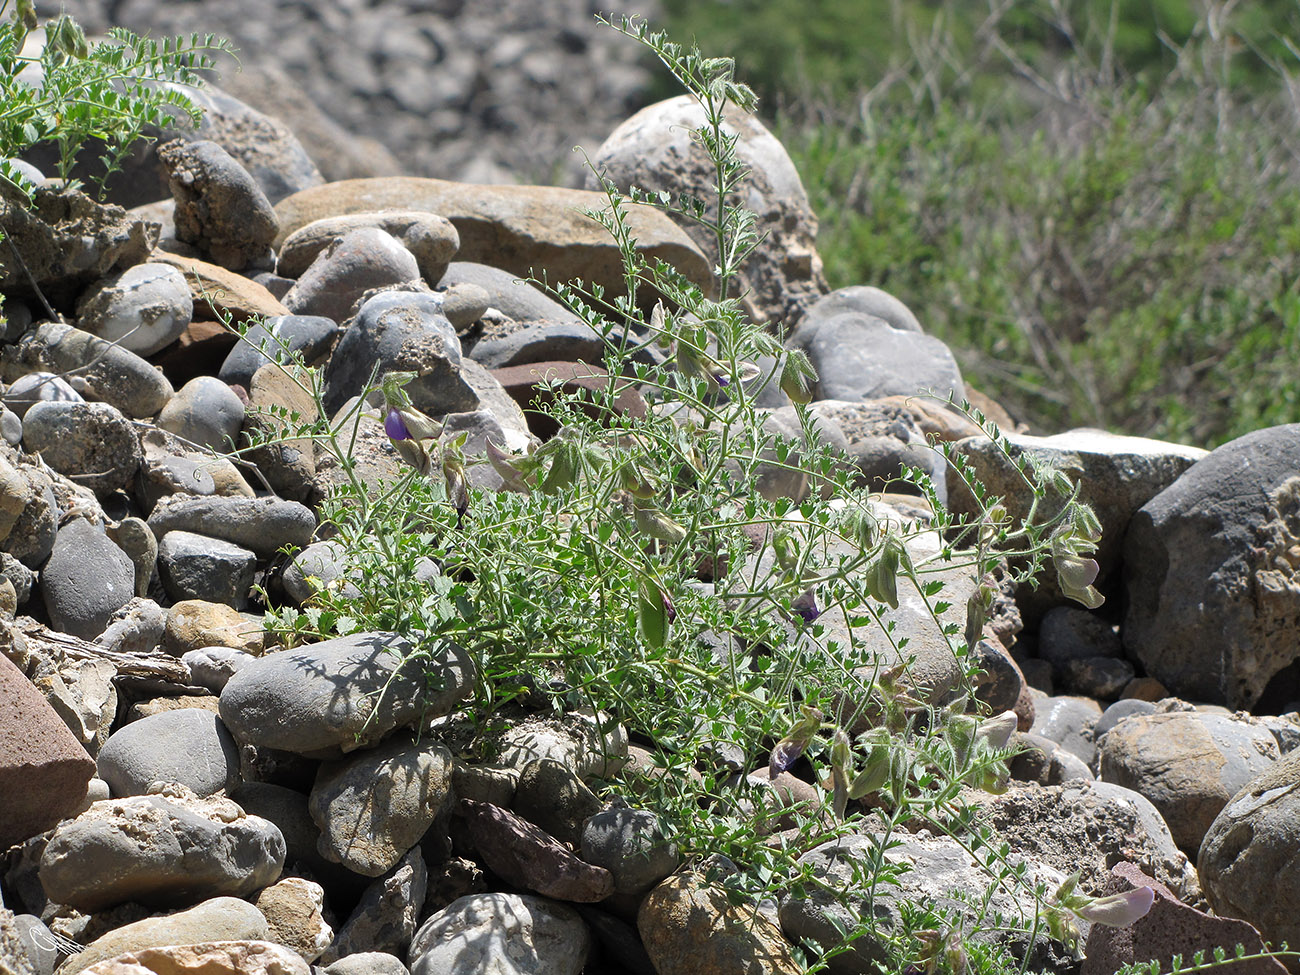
2;70;1300;975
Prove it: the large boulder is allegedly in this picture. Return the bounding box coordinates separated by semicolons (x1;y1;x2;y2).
1123;425;1300;709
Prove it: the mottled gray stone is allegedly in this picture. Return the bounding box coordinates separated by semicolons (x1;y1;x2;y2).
158;530;257;608
580;808;679;897
22;400;142;495
182;645;255;694
408;893;590;975
75;263;193;357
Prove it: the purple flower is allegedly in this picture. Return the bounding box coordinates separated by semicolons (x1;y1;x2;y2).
792;590;820;623
713;372;731;388
385;408;411;441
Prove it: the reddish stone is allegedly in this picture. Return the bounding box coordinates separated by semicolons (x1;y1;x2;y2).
491;361;646;440
461;798;615;903
0;652;96;848
1082;862;1286;975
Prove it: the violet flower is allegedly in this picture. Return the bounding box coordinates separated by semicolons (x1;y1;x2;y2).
792;590;821;623
384;407;411;441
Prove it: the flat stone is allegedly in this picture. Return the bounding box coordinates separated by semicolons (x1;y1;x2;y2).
181;645;254;694
806;313;963;403
3;371;82;420
78;941;308;975
147;495;315;558
513;759;604;848
96;708;240;798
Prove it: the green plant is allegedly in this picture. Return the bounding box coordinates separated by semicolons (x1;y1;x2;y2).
224;16;1249;975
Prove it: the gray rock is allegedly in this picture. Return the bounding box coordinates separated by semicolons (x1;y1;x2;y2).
3;372;82;420
805;312;964;403
408;893;590;975
158;138;279;270
468;321;605;371
580;808;679;897
1061;656;1135;700
1009;731;1094;786
219;315;339;389
135;453;218;514
147;494;315;558
1039;607;1123;669
182;645;255;694
1099;710;1279;852
1093;698;1158;741
22;401;142;495
156;376;246;453
0;406;21;445
41;519;134;639
38;791;285;912
280;540;355;605
1124;425;1300;710
229;782;359;897
1199;749;1300;951
513;759;604;848
219;631;473;758
1030;695;1102;765
94;598;167;658
0;322;173;419
324;848;426;964
325;954;409;975
2;466;57;567
321;289;474;418
792;285;923;339
75;263;193;356
96;708;240;798
242;361;319;502
440;283;490;330
440;262;584;328
807;399;942;496
277;211;458;282
283;228;420;323
441;410;534;492
107;517;159;598
12;913;58;975
0;552;33;605
158;530;257;608
310;736;453;877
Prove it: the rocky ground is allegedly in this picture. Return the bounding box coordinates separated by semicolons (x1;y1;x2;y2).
2;23;1300;975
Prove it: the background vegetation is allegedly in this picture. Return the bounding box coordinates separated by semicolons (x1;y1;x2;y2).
656;0;1300;447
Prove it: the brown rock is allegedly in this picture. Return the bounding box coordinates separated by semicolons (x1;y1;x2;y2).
79;941;309;975
243;364;318;502
0;652;96;848
273;178;711;313
164;600;264;657
253;878;332;963
151;250;289;326
638;873;800;975
461;798;615;903
492;361;645;441
1082;863;1285;975
277;210;459;281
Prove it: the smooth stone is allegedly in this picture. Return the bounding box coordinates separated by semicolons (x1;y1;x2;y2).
283;228;421;323
439;262;584;328
0;322;173;418
77;941;308;975
39;791;286;912
241;362;318;502
150;250;289;327
181;645;254;694
310;736;453;877
158;530;257;608
1093;698;1159;741
280;540;356;605
11;913;58;975
580;808;679;897
3;372;82;419
512;759;604;848
1039;606;1123;672
164;599;264;657
324;954;409;975
159;138;279;270
156;377;246;453
41;519;135;640
61;898;269;975
323;847;426;964
22;401;142;495
229;782;360;898
792;285;923;338
0;653;97;849
493;712;628;781
253;877;332;963
277;210;459;281
147;495;315;558
407;893;590;975
440;282;489;329
135;454;217;514
218;315;339;389
106;518;158;598
468;320;604;370
220;631;473;758
1030;695;1103;765
806;312;964;403
75;263;193;356
97;708;240;798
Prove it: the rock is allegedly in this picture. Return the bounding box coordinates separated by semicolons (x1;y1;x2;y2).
280;540;355;605
41;519;135;640
147;495;315;558
181;646;254;694
1063;656;1136;700
792;285;923;338
1093;698;1158;741
580;808;679;897
807;399;940;495
135;454;217;514
283;228;420;322
107;519;159;598
969;638;1027;715
1124;425;1300;710
512;759;604;848
0;653;97;849
639;872;799;975
407;893;590;975
324;847;426;964
0;184;156;306
156;377;246;453
220;632;470;758
324;955;408;975
492;360;644;442
39;791;286;912
218;315;339;389
971;780;1201;906
1009;731;1093;786
1081;862;1285;975
321;289;473;417
96;598;166;656
440;283;490;329
127;697;220;723
157;531;257;608
1099;711;1279;853
78;941;309;975
150;250;289;327
462;799;615;902
158;139;279;270
274;178;711;315
22;401;142;495
780;833;1071;974
228;782;359;897
10;912;56;975
801;312;964;404
75;263;194;357
593;94;826;325
96;708;240;798
241;362;319;502
35;657;118;757
493;712;628;781
1;466;57;567
1038;607;1123;670
2;372;82;420
164;599;264;657
1199;749;1300;950
61;898;269;975
468;320;605;371
0;322;173;419
278;211;459;283
253;878;331;963
309;735;453;877
1030;695;1102;765
439;262;585;329
0;455;30;546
